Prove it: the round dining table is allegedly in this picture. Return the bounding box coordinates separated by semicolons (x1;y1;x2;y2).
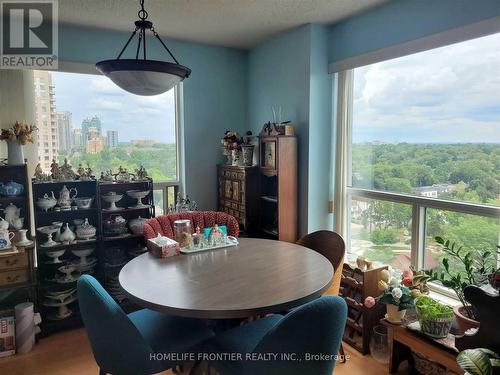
119;238;334;319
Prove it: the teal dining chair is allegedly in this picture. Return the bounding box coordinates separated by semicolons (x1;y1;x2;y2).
77;275;213;375
204;296;347;375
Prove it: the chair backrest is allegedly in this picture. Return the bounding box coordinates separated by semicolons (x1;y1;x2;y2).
143;211;239;240
244;296;348;375
77;275;152;375
296;230;346;295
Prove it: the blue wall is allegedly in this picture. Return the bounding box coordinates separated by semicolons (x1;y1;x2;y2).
248;24;335;236
328;0;500;65
308;25;333;232
248;25;312;236
58;24;248;210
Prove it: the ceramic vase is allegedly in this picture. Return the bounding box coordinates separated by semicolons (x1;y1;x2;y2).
386;304;406;324
221;147;232;165
241;145;254;166
231;149;243;166
7;139;24;165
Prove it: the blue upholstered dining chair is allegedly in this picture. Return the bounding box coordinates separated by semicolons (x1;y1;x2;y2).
77;275;213;375
204;296;347;375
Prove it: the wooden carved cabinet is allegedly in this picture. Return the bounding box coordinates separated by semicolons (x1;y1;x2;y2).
217;165;258;235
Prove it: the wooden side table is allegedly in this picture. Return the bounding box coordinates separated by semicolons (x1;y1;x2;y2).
381;319;462;374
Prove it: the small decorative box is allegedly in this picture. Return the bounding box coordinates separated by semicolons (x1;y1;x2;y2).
147;235;180;258
0;316;15;358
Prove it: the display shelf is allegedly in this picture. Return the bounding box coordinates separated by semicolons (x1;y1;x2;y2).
0;164;36;313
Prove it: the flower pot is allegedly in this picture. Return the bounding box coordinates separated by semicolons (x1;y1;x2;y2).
241;145;254;166
453;305;480;334
416;311;453;339
386;304;406;324
7;139;24;165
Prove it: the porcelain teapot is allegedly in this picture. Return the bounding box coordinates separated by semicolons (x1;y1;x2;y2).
0;180;24;197
0;217;9;230
57;185;77;208
3;203;20;226
0;229;15;249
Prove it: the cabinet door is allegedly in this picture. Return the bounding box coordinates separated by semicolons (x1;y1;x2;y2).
232;180;240;201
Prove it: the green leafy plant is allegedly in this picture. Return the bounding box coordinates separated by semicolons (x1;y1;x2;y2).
415;295;454;338
457;348;500;375
413;237;500;320
415;295;453;321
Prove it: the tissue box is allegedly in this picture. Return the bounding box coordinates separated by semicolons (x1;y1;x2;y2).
0;316;15;358
147;236;181;258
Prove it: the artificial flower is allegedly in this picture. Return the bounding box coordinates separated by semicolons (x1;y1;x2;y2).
378;280;388;292
402;276;413;287
364;296;376;308
380;269;391;283
411;289;422;299
391;287;403;299
389;277;400;287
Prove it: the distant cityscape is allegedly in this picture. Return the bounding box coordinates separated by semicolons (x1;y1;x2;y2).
33;70;155;170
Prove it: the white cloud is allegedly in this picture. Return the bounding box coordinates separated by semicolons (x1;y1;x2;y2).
353;32;500;143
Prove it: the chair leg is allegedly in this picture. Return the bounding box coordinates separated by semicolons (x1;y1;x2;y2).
339;343;346;363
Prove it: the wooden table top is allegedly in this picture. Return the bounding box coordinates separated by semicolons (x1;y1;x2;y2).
119;238;334;319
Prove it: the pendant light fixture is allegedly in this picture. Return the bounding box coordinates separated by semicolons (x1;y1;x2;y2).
96;0;191;96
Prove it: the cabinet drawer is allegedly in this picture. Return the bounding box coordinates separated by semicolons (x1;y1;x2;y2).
0;252;28;271
0;269;29;286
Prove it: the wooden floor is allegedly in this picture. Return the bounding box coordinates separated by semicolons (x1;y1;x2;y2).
0;328;409;375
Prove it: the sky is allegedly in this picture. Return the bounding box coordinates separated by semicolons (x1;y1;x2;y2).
352;32;500;144
50;71;176;143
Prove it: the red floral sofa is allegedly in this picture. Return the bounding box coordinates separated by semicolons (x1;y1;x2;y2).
143;211;239;240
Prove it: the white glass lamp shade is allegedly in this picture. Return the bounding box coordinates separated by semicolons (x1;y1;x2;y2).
96;59;191;96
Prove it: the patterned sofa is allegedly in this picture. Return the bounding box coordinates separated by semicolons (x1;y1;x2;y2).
143;211;239;240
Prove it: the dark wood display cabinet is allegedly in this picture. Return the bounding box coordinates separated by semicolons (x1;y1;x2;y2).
258;135;297;242
32;177;154;335
0;164;36;316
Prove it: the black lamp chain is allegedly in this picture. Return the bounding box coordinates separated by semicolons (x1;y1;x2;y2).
114;0;181;65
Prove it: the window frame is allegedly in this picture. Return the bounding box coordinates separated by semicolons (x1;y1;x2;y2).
335;68;500;297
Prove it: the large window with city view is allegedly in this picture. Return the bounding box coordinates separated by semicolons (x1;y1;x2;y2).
32;70;179;213
345;32;500;277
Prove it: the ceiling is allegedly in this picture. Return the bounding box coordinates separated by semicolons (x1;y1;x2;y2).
58;0;388;49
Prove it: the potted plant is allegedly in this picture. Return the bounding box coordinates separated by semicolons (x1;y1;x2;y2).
415;295;454;338
365;268;415;324
457;348;499;375
414;237;499;334
0;121;38;165
240;131;255;166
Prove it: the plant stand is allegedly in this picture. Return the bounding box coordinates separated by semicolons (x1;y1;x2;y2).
381;319;462;374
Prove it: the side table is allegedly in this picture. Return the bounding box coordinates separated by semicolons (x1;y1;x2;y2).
381;319;462;374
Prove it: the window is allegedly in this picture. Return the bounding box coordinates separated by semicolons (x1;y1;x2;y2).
31;69;181;213
340;33;500;275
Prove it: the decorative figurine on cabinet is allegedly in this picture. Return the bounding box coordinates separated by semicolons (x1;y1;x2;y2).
135;165;149;180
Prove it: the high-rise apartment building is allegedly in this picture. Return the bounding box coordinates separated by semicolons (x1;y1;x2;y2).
57;111;72;152
86;126;105;154
33;70;58;171
106;130;118;148
72;128;83;150
82;116;102;147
